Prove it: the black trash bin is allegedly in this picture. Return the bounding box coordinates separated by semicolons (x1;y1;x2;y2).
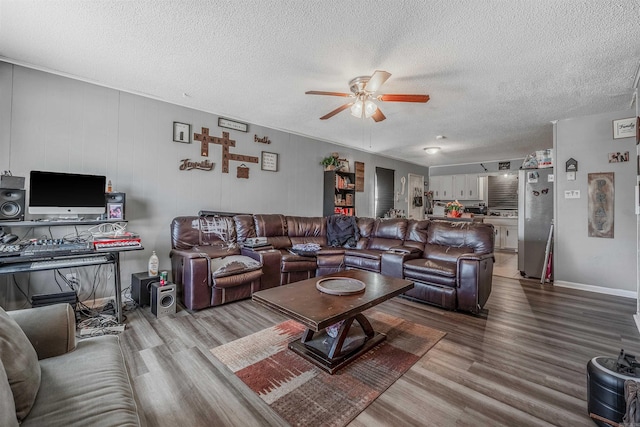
587;354;640;426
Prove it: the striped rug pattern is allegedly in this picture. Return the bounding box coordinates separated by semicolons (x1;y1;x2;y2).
211;311;446;427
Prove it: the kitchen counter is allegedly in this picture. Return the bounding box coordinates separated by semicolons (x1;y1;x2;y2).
428;215;484;223
484;216;518;226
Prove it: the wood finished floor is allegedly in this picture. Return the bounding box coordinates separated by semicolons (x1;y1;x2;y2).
118;275;640;427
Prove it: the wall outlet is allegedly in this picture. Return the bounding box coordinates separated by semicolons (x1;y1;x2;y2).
65;273;78;283
564;190;580;199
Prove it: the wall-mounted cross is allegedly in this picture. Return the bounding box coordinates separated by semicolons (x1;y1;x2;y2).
194;128;258;173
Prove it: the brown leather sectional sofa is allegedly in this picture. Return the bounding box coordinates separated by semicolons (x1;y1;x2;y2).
170;213;495;314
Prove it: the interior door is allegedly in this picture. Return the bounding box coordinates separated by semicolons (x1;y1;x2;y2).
407;173;425;219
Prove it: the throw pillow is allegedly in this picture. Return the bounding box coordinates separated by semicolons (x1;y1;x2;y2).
0;307;41;421
209;255;261;278
0;361;19;427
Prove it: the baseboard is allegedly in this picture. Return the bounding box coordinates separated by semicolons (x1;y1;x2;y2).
553;280;637;299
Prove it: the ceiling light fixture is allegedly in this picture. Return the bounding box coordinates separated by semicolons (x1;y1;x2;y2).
351;95;378;118
424;147;441;154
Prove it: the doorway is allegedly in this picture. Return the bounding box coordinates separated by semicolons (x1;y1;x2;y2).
375;167;394;218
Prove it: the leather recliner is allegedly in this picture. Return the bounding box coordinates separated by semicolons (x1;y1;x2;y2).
170;213;495;314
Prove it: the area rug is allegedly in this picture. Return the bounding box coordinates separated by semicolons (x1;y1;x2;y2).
210;311;446;427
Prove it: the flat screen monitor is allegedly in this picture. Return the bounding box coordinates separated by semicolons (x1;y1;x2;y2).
28;171;106;217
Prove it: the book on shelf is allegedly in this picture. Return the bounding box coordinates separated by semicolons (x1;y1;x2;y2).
333;207;354;216
335;174;352;190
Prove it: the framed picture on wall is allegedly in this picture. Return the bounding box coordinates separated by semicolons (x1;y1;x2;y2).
613;117;636;139
261;151;278;172
173;122;191;143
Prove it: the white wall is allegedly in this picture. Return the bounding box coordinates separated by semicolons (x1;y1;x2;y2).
555;109;637;295
0;63;429;308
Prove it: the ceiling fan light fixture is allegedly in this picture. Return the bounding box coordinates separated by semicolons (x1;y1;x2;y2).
364;99;377;118
350;100;364;118
424;147;441;154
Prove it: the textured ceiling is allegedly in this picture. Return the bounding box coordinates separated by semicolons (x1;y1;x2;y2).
1;1;639;167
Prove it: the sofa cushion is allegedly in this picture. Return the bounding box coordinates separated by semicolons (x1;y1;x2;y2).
209;255;261;279
423;244;471;263
403;258;457;288
170;216;237;249
427;221;494;254
0;307;41;421
0;362;18;427
22;335;141;427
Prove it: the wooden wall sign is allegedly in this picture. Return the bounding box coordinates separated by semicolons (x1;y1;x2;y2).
194;127;216;156
587;172;614;238
179;159;214;171
195;128;259;173
355;161;365;192
237;164;250;179
254;135;271;144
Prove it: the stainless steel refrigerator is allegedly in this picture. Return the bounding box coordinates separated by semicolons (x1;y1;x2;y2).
518;169;554;279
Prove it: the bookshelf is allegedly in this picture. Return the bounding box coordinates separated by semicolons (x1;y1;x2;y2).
323;170;356;216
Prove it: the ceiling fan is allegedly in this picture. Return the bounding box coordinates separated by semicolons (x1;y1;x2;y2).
305;70;429;122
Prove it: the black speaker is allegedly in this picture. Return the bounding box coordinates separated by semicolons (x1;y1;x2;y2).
131;272;158;307
151;283;177;318
105;192;126;220
0;189;25;221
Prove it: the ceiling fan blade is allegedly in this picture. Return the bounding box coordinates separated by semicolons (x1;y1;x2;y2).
305;91;352;97
377;94;430;103
364;70;391;93
371;108;386;122
320;103;353;120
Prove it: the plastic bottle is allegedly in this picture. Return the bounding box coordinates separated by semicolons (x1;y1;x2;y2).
148;251;159;277
107;180;112;192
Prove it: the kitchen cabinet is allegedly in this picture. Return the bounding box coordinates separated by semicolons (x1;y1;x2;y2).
466;174;480;200
432;174;481;200
452;174;480;200
485;218;518;250
430;175;453;199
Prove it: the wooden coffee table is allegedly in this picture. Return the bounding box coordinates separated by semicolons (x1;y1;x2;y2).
252;270;413;374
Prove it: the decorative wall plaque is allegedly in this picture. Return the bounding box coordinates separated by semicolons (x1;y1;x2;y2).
179;159;214;171
237;164;250;179
355;161;365;192
218;117;248;132
254;135;271;144
261;151;278;172
173;122;191;143
194;128;258;173
587;172;614;238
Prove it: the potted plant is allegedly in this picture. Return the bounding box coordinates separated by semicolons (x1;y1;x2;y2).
445;200;464;218
320;155;340;171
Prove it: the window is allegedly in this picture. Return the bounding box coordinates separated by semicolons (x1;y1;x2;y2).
375;167;395;218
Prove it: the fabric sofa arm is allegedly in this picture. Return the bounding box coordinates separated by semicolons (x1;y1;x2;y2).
8;304;76;360
457;253;494;314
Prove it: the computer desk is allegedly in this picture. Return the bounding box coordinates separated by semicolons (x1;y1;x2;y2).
0;219;142;324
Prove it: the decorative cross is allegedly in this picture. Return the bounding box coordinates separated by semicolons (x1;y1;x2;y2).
195;128;258;173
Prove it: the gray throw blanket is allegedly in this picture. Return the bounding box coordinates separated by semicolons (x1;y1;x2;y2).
326;215;360;247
